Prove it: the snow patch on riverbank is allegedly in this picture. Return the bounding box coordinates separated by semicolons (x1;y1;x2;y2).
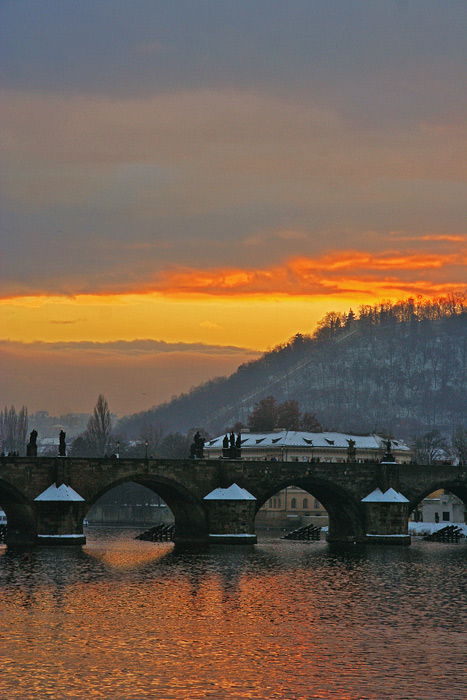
409;522;467;537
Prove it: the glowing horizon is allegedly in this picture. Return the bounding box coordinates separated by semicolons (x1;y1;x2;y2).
2;244;465;352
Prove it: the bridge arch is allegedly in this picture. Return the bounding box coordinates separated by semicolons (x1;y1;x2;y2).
0;479;37;546
255;476;366;544
408;480;467;520
85;473;208;544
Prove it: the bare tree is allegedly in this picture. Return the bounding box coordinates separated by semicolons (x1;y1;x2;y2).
452;425;467;466
412;430;451;465
139;424;164;458
84;395;112;456
1;405;28;454
159;432;189;459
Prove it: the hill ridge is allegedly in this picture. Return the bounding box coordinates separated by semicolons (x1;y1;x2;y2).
117;295;467;441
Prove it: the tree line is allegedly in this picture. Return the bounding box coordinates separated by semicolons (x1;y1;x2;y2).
4;392;467;467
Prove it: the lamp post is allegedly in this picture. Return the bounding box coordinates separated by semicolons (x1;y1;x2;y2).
145;440;148;459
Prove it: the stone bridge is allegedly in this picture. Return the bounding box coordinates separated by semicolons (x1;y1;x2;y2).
0;456;466;546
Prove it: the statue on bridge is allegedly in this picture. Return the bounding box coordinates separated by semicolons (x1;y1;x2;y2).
59;431;66;457
382;438;395;463
27;430;38;457
347;438;356;463
190;431;205;459
222;433;242;459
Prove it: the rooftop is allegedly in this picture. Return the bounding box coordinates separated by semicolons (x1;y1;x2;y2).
205;431;410;452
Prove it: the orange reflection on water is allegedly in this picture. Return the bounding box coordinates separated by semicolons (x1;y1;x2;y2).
1;535;466;699
84;539;174;570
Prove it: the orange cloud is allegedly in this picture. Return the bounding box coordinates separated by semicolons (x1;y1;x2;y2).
154;249;467;299
1;248;465;304
390;233;467;243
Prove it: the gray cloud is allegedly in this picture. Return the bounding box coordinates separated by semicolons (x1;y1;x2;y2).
0;338;260;357
1;1;466;297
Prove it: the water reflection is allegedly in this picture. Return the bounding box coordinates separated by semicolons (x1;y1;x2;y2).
0;529;466;699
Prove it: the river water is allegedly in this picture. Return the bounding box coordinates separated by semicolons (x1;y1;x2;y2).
0;527;466;700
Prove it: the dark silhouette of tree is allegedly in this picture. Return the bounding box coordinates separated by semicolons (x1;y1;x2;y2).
248;396;278;431
345;308;356;328
1;405;28;454
313;311;346;341
248;397;322;433
300;412;323;432
276;400;301;430
69;435;94;458
84;394;112;456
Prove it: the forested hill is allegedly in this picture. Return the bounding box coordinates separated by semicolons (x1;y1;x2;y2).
118;296;467;441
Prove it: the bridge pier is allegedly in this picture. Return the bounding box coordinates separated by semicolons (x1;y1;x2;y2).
204;484;257;545
4;502;37;547
324;501;367;545
34;483;87;545
362;488;411;545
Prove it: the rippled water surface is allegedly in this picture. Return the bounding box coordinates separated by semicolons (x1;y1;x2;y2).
1;528;466;699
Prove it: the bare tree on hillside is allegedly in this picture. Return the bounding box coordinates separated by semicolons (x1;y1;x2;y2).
84;394;112;456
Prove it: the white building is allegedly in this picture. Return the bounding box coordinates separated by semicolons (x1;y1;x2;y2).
205;430;411;464
420;493;466;524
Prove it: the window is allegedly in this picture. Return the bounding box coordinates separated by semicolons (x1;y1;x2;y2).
291;498;297;509
314;499;320;509
442;512;450;522
303;498;309;509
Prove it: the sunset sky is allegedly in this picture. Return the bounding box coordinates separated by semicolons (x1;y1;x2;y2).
1;1;466;416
